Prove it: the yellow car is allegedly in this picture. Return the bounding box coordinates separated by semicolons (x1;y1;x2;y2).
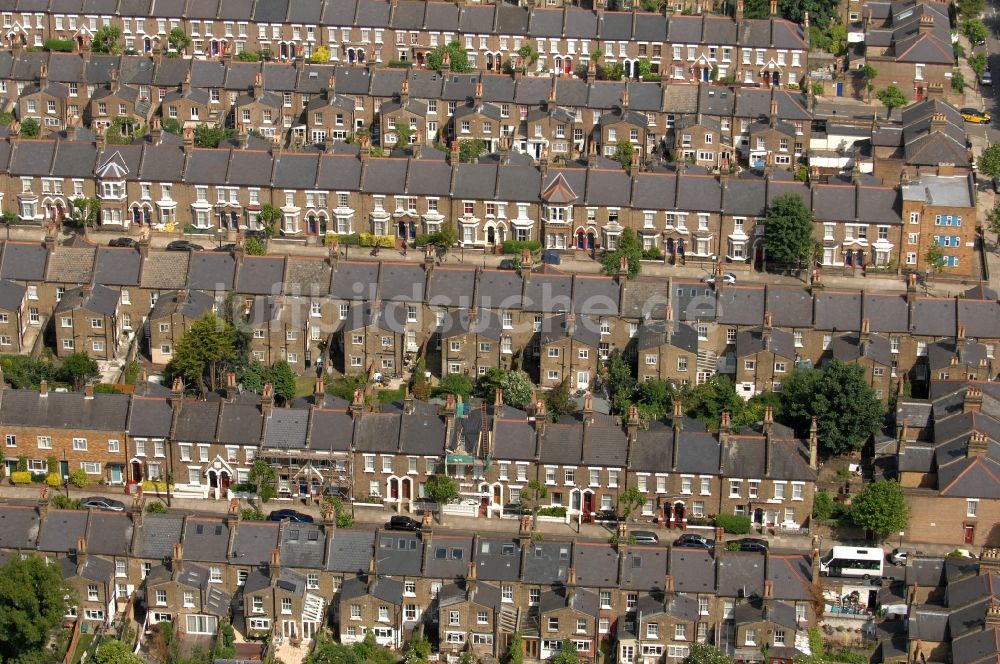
961;108;992;124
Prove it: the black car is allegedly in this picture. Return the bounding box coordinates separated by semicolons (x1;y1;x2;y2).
503;503;531;516
80;496;126;512
108;237;137;248
732;538;769;553
267;509;314;524
593;509;622;523
385;515;422;532
214;243;236;253
673;533;713;549
166;240;205;252
497;259;517;270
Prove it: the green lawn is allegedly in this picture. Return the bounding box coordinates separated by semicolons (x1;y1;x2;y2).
378;386;406;403
70;633;94;664
294;374;317;397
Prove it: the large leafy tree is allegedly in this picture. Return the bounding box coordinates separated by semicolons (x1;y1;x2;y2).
476;368;534;410
248;458;277;502
779;360;883;456
634;379;676;421
978;143;1000;179
92;25;122;54
851;480;910;537
268;359;296;405
58;351;100;390
618;486;647;522
0;556;72;662
603;350;637;415
551;641;581;664
425;41;473;73
171;312;236;393
544;378;573;422
521;479;549;530
683;375;758;429
876;84;907;119
193;123;235;148
601;227;642;279
763;193;813;267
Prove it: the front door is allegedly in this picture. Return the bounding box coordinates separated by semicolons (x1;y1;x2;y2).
110;466;122;485
576;371;589;391
493;485;501;505
220;472;231;494
964;525;975;545
61;460;71;479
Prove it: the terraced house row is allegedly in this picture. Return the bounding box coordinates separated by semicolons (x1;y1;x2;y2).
3;48;818;164
0;494;826;660
0;0;810;85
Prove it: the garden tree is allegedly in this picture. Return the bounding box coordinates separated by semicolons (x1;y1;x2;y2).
812;22;847;56
213;621;237;660
550;641;580;664
94;639;145;664
58;351;99;390
520;479;549;530
162;117;182;135
603;350;637;415
925;242;947;273
310;45;331;63
860;64;877;100
257;203;282;236
851;479;910;537
876;84;907;118
307;632;397;664
601;227;642;279
353;631;397;664
268;360;296;405
544;378;573;422
682;376;746;428
763;193;813;267
476;368;534;410
505;633;524;664
171;312;236;393
618;486;647;522
960;18;989;46
978;143;1000;179
779;360;883;456
93;26;122;54
167;27;191;52
682;644;732;664
0;355;55;388
458;138;488;163
0;555;72;663
69;196;101;227
437;373;473;400
409;358;431;400
426;41;473;73
958;0;985;18
515;44;539;72
404;632;431;664
612;138;636;170
19;117;40;138
248;458;277;502
634;379;676;421
425;474;459;524
193;123;235;148
244;236;266;255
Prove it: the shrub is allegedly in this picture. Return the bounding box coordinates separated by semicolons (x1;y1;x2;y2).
146;501;167;514
725;541;741;551
45;473;61;487
241;507;265;520
69;469;88;488
715;513;752;534
325;233;361;246
10;471;32;484
358;233;395;248
52;495;81;509
141;480;172;492
501;239;542;255
813;490;835;520
387;60;413;68
244;236;266;256
44;39;75;52
537;506;567;517
642;247;663;260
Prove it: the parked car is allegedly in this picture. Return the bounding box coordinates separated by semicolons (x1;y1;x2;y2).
888;548;922;566
702;272;737;286
541;250;561;265
594;509;622;523
385;515;422;532
732;538;769;553
80;496;126;512
632;530;659;545
166;240;205;252
497;259;518;270
108;237;137;248
673;533;713;549
981;69;993;86
960;107;992;124
267;509;314;524
503;502;531;516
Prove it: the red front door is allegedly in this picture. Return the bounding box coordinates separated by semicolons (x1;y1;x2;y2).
964;525;975;545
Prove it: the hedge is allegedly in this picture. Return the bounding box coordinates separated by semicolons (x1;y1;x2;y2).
43;39;75;52
358;233;395;248
501;239;542;255
46;472;61;487
11;471;32;484
715;513;752;534
537;506;567;517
